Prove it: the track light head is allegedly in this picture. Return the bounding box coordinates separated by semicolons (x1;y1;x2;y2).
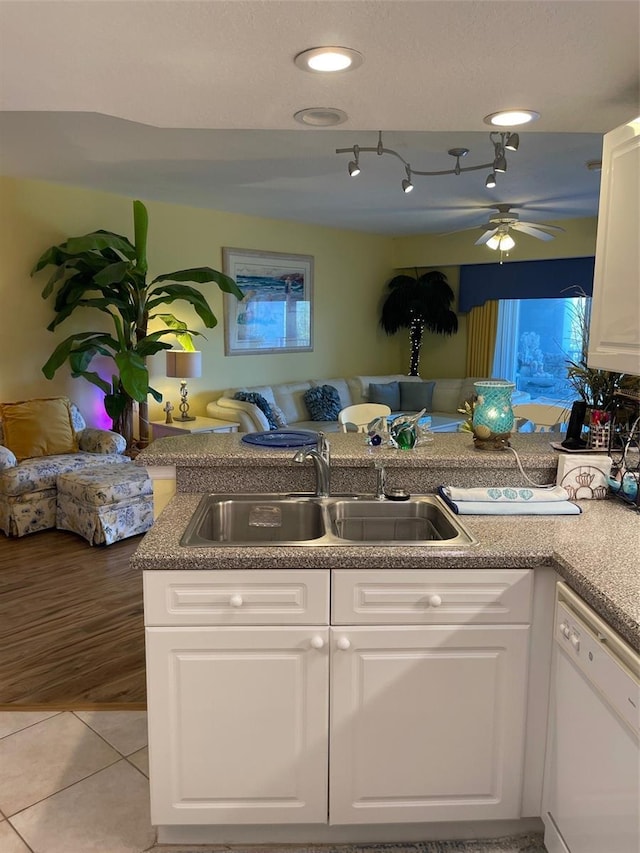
402;165;414;193
493;152;507;173
505;132;520;151
348;145;361;176
485;172;496;189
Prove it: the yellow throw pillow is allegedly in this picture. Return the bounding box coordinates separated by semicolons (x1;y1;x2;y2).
0;397;78;462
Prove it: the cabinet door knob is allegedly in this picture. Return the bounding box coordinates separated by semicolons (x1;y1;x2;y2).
429;594;442;608
229;594;243;608
336;637;351;651
310;635;324;649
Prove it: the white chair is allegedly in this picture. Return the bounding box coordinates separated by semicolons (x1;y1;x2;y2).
512;403;571;433
338;403;391;433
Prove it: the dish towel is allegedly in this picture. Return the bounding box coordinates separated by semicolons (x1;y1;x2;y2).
438;485;582;515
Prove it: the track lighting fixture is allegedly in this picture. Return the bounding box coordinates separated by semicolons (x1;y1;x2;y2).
402;166;414;193
336;130;521;194
505;132;520;151
348;145;361;176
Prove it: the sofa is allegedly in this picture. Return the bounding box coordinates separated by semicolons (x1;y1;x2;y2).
206;375;493;434
0;397;131;538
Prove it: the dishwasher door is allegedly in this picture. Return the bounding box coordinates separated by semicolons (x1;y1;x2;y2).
543;583;640;853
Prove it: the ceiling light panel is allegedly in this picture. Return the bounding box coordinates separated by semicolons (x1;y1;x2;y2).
484;110;540;127
294;47;363;73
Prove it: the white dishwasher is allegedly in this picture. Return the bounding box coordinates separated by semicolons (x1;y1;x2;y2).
543;582;640;853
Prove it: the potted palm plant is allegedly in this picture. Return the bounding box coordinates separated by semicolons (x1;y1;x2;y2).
32;200;243;450
380;269;458;375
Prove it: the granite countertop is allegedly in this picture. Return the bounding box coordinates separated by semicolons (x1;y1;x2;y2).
132;490;640;653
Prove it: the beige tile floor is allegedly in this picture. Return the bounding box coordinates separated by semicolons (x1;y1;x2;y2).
0;710;155;853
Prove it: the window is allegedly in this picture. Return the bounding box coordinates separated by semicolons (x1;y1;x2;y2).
492;296;590;404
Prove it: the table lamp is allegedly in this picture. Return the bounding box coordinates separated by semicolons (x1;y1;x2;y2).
165;350;202;422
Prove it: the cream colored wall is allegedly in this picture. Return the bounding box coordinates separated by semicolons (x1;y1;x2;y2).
391;218;598;378
0;176;400;427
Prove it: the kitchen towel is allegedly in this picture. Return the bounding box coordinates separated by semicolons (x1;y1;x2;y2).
438;485;581;515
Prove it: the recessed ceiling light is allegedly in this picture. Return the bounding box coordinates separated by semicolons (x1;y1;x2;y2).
484;110;541;127
294;47;363;73
294;107;348;127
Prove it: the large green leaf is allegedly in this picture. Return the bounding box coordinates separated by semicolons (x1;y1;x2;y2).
94;260;134;287
64;230;137;260
42;332;119;378
152;267;243;299
115;350;149;402
133;200;149;276
104;392;128;420
148;283;217;327
155;314;198;351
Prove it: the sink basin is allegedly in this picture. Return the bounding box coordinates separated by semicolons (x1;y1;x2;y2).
327;497;475;545
181;494;325;546
181;494;476;547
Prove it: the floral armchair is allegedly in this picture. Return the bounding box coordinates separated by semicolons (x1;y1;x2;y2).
0;397;130;537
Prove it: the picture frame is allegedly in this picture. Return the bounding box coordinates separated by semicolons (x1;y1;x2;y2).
223;248;314;355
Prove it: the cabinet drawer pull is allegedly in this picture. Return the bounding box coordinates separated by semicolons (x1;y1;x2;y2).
429;594;442;608
310;635;325;650
229;594;243;608
336;637;351;651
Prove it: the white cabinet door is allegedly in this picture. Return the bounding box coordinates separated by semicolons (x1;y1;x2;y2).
588;118;640;374
146;626;329;825
329;624;530;824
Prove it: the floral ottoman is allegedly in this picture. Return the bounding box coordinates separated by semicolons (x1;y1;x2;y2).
56;465;154;545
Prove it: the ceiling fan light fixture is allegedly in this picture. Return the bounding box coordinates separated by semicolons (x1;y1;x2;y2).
294;46;363;73
485;172;496;189
484;109;540;127
486;234;500;250
500;233;515;251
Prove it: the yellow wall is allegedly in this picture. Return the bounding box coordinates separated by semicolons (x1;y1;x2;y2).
0;177;399;426
0;175;598;427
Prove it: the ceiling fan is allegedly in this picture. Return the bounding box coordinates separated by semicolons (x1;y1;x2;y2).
472;204;565;249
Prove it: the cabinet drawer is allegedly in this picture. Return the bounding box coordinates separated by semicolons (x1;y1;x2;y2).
144;570;329;626
332;569;532;625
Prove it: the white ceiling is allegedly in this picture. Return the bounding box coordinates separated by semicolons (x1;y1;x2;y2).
0;0;638;236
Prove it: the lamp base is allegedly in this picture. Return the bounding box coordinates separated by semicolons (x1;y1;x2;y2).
473;432;512;451
175;414;196;422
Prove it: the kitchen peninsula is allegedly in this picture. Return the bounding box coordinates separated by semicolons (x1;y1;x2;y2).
133;432;639;845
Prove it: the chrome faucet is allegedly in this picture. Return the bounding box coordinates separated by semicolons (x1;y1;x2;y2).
374;462;387;500
293;432;331;497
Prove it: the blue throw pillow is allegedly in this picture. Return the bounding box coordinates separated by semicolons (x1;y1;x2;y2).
304;384;342;421
369;381;400;411
399;380;436;412
233;391;279;430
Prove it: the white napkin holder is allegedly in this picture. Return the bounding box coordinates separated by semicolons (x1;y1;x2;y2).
556;453;612;500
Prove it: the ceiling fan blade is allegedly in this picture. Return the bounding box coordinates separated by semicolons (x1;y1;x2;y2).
475;228;498;246
438;223;490;237
512;223;557;241
517;220;565;233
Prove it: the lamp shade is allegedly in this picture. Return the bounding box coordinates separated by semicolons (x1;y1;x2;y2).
166;350;202;379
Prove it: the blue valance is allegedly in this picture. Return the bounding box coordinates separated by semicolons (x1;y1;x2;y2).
458;257;595;313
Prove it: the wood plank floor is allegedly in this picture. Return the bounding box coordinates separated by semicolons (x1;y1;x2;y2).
0;528;146;709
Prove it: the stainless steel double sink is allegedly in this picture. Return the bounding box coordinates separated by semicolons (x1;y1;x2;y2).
181;493;476;547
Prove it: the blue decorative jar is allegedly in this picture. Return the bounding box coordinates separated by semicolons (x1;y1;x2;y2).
472;381;515;451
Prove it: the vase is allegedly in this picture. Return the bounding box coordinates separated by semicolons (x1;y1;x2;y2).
587;410;611;450
472;381;515;451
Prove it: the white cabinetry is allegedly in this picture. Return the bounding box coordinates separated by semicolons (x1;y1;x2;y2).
144;570;330;826
588;117;640;374
329;570;532;824
144;567;532;829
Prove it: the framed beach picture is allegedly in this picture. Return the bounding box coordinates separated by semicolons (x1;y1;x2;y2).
223;248;314;355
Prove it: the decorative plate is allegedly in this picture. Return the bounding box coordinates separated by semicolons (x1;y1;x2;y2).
241;429;320;448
